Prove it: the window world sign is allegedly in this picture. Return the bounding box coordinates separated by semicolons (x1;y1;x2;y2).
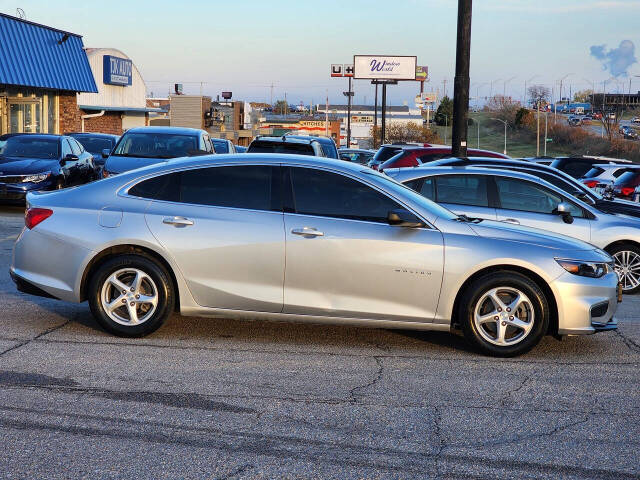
353;55;417;80
103;55;132;86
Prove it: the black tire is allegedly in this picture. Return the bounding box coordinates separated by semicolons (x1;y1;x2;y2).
458;271;549;357
88;254;174;337
606;243;640;294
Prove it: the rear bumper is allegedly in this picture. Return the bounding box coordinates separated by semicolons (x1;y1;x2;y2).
10;270;59;300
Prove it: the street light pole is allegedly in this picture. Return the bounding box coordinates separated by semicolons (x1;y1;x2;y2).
503;76;516;98
490;117;507;155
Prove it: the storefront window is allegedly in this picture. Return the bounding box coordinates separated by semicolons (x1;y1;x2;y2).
47;94;57;133
4;90;57;134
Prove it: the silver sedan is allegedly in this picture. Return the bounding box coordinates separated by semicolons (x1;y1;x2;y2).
11;155;619;356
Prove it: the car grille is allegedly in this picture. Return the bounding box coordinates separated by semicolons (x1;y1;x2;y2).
0;175;26;184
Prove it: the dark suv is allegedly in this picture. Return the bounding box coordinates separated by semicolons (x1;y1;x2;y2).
285;135;338;158
550;157;632;179
247;136;326;156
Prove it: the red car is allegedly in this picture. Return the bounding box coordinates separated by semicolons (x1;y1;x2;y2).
368;143;434;170
610;170;640;201
378;147;509;171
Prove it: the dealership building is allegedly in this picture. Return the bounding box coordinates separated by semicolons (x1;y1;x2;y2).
77;48;160;134
0;13;97;135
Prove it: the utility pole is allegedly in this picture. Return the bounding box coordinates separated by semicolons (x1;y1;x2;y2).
270;83;274;107
442;79;448;98
451;0;472;157
344;77;354;147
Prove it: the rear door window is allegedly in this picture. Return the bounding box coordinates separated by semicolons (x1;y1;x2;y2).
435;175;489;207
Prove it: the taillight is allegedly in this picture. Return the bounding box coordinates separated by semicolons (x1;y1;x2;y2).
620;187;635;197
25;208;53;229
584;180;599;188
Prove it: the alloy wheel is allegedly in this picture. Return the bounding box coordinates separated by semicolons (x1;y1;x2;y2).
100;268;158;326
473;287;535;347
613;250;640;292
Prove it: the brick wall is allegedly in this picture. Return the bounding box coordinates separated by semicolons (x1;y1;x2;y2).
58;93;81;134
82;111;122;135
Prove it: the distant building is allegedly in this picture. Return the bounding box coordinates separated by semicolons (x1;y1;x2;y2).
258;115;341;144
316;104;424;147
590;92;640;110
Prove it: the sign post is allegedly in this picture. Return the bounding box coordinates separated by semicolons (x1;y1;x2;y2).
354;56;416;146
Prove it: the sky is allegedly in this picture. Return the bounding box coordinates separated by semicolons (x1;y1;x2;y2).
2;0;639;107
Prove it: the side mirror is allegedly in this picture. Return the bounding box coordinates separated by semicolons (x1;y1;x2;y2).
553;202;574;224
387;209;425;228
61;153;78;165
101;148;111;159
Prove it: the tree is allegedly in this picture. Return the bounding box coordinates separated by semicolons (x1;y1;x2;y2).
272;100;288;115
573;89;594;103
514;107;533;129
527;85;551;108
435;96;453;126
600;105;622;142
369;122;441;147
487;95;520;127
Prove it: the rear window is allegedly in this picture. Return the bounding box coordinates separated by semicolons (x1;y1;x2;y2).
371;146;402;164
614;171;640;187
248;141;315;155
583;167;605;179
73;136;115;154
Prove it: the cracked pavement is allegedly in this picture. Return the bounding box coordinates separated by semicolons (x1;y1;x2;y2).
0;207;638;479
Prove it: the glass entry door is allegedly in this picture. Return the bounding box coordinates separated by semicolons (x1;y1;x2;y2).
8;97;42;133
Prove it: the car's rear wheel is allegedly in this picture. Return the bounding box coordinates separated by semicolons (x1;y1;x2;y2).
459;272;549;357
88;254;174;337
607;243;640;294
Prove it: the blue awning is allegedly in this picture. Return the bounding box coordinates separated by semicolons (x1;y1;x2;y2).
0;13;98;93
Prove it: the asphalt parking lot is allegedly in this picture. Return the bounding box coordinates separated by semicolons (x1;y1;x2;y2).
0;206;638;480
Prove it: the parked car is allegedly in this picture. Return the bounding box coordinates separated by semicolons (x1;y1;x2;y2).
389;165;640;293
247;136;325;156
416;156;640;220
211;138;236;154
11;155;618;356
67;132;119;175
102;127;214;176
286;135;339;159
580;164;640;188
631;116;640;124
0;133;95;202
550;156;631;179
609;170;640;201
338;148;375;165
520;156;554;166
368;143;433;170
619;126;639;140
378;147;508;171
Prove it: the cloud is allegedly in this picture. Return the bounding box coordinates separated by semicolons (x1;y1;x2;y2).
590;40;638;77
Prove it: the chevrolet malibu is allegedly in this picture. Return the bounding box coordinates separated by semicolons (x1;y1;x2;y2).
11;155;619;356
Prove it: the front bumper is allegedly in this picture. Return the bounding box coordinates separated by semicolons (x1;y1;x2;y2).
0;179;55;203
552;270;619;335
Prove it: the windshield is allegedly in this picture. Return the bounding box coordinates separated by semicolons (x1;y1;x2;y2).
212;140;229;154
362;170;459;221
73;136;115;154
112;133;198;158
248;141;315;155
0;136;59;160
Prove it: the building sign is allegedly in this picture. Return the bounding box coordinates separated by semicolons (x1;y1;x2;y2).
344;64;354;77
421;92;437;103
352;115;373;123
331;64;343;77
353;55;417;80
300;121;326;128
415;66;428;82
103;55;132;86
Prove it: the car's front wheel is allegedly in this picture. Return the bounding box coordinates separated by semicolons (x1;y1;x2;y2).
607;243;640;294
88;254;174;337
459;271;549;357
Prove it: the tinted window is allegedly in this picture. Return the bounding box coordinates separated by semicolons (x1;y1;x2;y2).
417;178;435;200
248;141;315;155
435;175;488;207
614;171;640;187
0;136;59;160
560;161;592;178
73;136;115;154
70;139;82;155
613;168;634;178
211;139;229;154
371;146;402;164
289;167;401;223
495;177;583;217
113;132;198;158
129;166;276;211
583;167;605;178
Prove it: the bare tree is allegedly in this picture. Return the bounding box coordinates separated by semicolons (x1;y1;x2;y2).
527;85;551;108
600;105;623;142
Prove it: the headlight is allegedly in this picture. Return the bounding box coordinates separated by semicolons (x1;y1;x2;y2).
555;258;612;278
23;173;51;183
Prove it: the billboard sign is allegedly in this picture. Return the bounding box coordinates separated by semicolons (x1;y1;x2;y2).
415;66;428;82
103;55;132;86
421;92;437;103
353;55;417;80
331;64;343;77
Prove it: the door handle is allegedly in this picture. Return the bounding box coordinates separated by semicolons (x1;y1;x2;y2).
291;227;324;237
163;216;194;227
503;218;520;225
